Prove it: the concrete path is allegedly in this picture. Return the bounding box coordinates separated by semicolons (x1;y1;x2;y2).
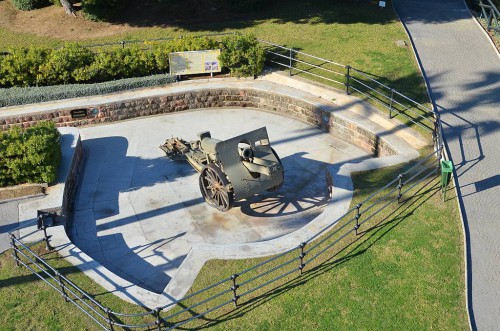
393;1;500;330
0;200;19;253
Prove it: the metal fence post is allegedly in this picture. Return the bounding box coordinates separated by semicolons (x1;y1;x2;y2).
56;272;69;302
154;307;162;331
345;65;351;95
106;308;115;331
389;88;394;118
397;174;404;203
10;234;20;267
230;274;240;308
289;48;293;76
354;204;362;235
298;242;306;275
40;216;53;251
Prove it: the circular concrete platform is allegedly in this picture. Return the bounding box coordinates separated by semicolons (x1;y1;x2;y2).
69;108;370;293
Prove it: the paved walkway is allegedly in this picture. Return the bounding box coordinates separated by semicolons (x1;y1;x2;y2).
0;200;19;253
393;1;500;330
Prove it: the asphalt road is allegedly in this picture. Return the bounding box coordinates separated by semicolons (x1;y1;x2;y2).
393;1;500;330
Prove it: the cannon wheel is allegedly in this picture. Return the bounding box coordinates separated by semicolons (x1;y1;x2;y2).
267;147;284;192
199;163;234;212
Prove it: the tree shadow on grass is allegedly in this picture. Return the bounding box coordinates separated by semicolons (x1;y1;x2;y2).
108;0;398;31
169;176;441;330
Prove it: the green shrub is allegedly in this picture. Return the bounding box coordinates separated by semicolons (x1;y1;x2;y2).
38;44;95;85
219;33;265;77
149;36;219;73
0;74;177;107
10;0;48;10
0;34;259;87
81;0;123;21
0;122;61;187
74;46;156;82
0;47;49;87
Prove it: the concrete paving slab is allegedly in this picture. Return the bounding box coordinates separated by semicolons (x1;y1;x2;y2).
67;108;369;295
0;200;19;253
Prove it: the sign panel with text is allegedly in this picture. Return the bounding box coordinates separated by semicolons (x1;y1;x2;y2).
169;49;221;76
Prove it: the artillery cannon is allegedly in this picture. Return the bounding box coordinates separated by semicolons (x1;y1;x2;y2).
160;127;284;212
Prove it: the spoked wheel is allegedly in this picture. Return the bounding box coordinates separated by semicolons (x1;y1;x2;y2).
199;163;234;212
267;147;284;192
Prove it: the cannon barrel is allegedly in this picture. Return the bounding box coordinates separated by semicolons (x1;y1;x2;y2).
200;137;221;155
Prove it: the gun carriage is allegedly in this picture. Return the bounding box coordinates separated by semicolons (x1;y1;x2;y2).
160;127;284;211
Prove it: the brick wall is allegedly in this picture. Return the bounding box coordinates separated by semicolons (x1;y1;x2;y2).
0;89;397;157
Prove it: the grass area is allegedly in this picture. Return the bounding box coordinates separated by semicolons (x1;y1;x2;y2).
0;0;428;102
0;243;153;330
0;151;468;330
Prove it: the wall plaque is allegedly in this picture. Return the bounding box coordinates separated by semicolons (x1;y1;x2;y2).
70;109;88;119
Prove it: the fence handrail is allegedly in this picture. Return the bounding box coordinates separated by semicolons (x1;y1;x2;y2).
257;38;442;144
478;0;500;32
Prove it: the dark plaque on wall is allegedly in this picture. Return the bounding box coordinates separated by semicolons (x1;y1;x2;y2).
70;109;88;119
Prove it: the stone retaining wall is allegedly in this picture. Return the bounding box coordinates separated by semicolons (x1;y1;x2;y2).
61;137;82;219
0;89;396;156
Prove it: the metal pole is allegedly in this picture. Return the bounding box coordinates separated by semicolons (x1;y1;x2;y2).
354;204;362;235
230;274;240;308
289;48;293;76
39;215;53;251
389;88;394;118
106;308;114;331
57;272;69;302
298;242;306;275
154;307;162;331
397;174;404;203
10;234;20;267
346;65;351;95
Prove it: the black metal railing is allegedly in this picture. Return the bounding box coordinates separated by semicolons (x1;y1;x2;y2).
9;146;442;330
257;39;442;149
478;0;500;33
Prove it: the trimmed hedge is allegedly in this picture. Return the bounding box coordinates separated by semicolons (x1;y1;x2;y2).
219;33;265;77
0;74;177;107
0;34;265;89
0;122;61;187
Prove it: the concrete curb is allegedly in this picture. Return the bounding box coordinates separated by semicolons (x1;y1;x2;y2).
18;127;81;240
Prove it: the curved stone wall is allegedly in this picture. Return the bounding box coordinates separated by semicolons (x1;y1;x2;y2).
0;88;397;157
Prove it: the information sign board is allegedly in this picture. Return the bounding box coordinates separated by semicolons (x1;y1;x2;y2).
169;49;221;76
